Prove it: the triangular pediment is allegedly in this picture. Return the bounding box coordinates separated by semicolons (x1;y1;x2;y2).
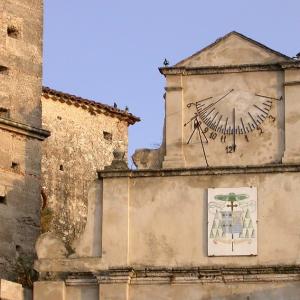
175;32;291;68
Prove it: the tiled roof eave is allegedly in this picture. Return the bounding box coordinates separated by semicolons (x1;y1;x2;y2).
42;87;140;125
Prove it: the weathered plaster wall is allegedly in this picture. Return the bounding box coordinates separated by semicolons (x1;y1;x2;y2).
130;282;300;300
34;282;300;300
175;33;285;68
66;286;98;300
0;0;44;281
96;171;300;268
127;173;300;267
41;97;128;247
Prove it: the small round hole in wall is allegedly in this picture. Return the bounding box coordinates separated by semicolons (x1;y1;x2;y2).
7;25;20;39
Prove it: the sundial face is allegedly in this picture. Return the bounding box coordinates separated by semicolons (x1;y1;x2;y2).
183;72;284;167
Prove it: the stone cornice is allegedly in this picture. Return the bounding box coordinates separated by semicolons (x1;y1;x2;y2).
63;265;300;286
0;117;50;140
98;163;300;179
280;61;300;69
284;81;300;86
164;87;183;92
159;61;300;76
159;63;282;76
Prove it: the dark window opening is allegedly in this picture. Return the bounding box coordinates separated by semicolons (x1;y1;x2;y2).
16;245;22;258
11;162;20;172
0;195;6;205
7;25;20;39
59;165;64;171
57;116;62;120
0;66;8;74
0;107;9;118
103;131;112;141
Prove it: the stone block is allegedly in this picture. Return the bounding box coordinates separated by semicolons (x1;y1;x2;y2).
34;281;65;300
0;279;23;300
36;233;67;259
99;283;128;300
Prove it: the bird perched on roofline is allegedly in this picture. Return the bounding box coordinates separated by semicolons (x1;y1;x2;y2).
163;58;169;66
113;102;117;108
125;106;129;112
292;52;300;60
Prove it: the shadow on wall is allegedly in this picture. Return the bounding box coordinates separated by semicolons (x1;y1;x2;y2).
0;105;43;287
132;282;300;300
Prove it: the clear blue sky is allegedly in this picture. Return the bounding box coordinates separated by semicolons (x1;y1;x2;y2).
44;0;300;162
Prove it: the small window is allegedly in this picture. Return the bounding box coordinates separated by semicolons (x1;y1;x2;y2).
11;162;20;172
59;165;64;171
0;107;9;118
57;116;62;120
103;131;112;141
7;25;20;39
0;195;6;205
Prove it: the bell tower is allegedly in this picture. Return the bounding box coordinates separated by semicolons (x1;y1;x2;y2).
0;0;49;280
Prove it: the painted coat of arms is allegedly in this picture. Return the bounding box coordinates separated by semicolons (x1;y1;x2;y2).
208;187;257;256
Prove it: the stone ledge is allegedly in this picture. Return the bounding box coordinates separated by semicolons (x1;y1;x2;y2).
34;257;108;273
159;63;283;76
61;265;300;285
98;163;300;179
159;61;300;76
0;117;50;140
284;81;300;86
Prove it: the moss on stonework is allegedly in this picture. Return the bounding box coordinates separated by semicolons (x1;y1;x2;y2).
41;207;54;233
14;255;38;288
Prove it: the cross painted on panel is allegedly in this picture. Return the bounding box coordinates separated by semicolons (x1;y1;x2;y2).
208;187;257;256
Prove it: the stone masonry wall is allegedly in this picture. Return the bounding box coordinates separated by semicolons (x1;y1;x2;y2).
0;0;44;281
41;97;129;248
0;0;43;127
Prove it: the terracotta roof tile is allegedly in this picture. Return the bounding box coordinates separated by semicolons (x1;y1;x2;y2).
42;87;140;125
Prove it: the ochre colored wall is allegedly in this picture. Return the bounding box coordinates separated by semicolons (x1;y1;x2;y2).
41;97;128;247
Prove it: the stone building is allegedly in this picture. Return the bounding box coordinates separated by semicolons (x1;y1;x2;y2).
41;87;139;247
35;32;300;300
0;0;49;282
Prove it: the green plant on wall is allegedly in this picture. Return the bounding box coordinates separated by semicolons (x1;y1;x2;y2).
41;207;53;233
14;255;38;288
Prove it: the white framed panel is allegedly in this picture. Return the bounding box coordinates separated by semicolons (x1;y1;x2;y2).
208;187;257;256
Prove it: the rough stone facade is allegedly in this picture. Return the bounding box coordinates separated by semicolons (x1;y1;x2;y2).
41;88;139;248
0;0;49;281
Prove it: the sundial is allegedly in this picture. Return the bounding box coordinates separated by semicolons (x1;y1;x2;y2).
183;79;283;167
